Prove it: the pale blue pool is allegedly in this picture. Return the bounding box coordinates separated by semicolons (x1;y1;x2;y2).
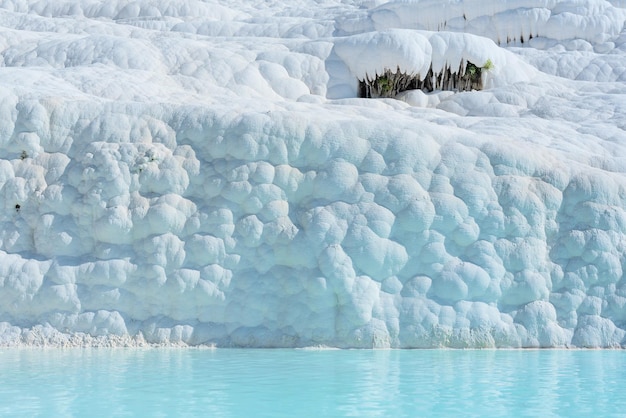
0;349;624;417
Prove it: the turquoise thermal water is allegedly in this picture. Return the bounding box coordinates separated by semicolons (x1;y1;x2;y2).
0;349;624;417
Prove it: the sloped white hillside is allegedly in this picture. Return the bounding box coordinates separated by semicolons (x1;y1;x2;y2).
0;0;625;348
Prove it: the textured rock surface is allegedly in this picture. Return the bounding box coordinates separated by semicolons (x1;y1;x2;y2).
0;0;625;347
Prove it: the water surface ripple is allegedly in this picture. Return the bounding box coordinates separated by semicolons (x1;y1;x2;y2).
0;349;623;417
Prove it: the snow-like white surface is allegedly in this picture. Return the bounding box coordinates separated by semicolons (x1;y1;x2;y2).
0;0;626;348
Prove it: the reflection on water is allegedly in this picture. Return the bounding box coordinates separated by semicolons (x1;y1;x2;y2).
0;349;624;417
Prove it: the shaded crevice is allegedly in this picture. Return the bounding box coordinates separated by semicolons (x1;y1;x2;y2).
358;60;484;98
498;32;538;46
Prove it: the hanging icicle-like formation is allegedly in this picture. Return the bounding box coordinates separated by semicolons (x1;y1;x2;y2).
358;60;484;98
358;66;417;99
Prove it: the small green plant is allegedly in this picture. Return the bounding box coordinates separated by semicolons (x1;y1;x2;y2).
482;59;494;71
377;75;392;95
462;61;484;91
467;62;479;76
